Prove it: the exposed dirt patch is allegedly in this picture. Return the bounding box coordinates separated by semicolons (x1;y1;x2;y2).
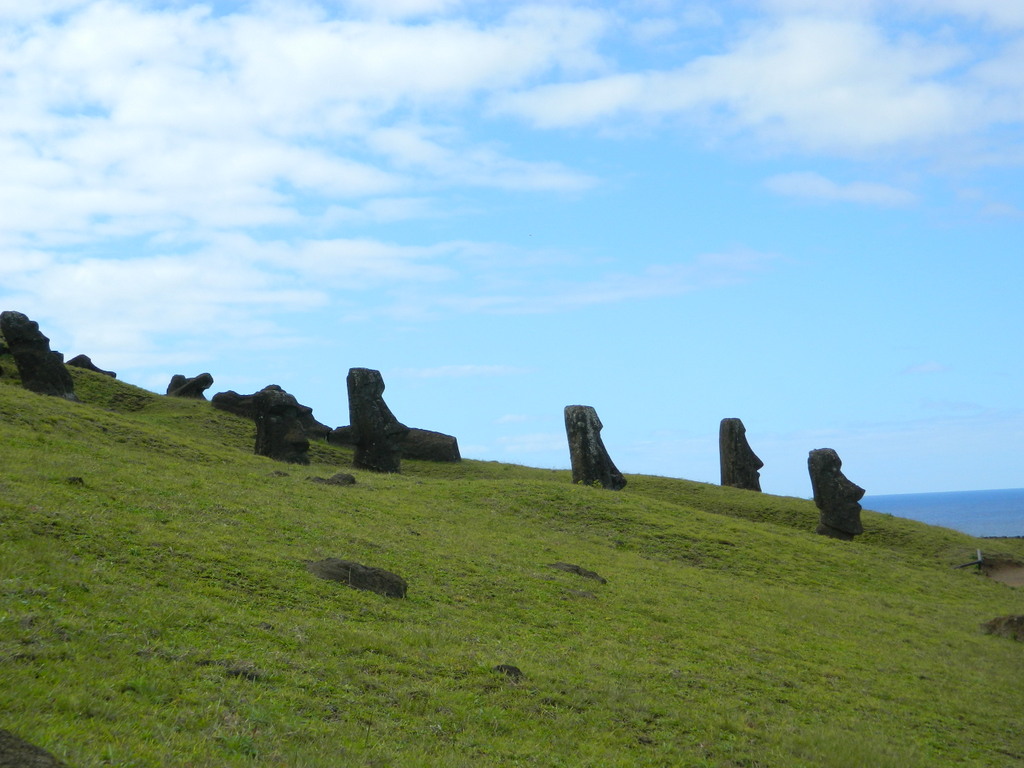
981;554;1024;587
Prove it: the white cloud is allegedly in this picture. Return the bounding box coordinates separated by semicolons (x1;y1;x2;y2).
0;0;90;22
337;0;469;20
435;249;777;314
496;16;973;153
758;0;1024;28
367;126;596;191
764;172;917;206
0;2;609;248
0;250;325;366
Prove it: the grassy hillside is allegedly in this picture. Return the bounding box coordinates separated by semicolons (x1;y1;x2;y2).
2;363;1023;767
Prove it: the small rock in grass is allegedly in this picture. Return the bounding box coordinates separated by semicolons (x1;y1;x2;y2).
494;664;524;681
308;473;357;486
548;562;607;584
981;615;1024;642
307;558;407;598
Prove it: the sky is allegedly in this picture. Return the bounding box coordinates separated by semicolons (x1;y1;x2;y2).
1;0;1022;498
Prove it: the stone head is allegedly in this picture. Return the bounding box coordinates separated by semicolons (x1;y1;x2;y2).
808;448;864;537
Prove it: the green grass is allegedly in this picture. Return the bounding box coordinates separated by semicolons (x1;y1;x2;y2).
2;363;1023;766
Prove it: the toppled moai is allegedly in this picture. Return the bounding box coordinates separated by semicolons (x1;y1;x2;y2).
253;386;310;464
67;354;116;378
402;428;461;462
719;417;763;492
564;405;626;490
347;367;408;472
0;310;78;401
808;448;864;540
329;425;460;462
166;372;214;399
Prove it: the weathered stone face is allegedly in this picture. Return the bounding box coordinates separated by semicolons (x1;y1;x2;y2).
719;418;763;492
808;448;864;540
347;368;408;473
166;372;214;399
0;311;78;401
564;405;626;490
253;386;310;464
212;386;331;440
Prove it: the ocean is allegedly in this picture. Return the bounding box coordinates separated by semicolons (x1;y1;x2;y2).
863;488;1024;538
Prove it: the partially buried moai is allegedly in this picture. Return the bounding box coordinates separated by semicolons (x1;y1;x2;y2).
807;448;864;540
564;405;626;490
253;385;310;464
347;368;409;473
719;417;763;492
0;310;78;401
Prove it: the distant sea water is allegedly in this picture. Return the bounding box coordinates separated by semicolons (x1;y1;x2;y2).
863;488;1024;538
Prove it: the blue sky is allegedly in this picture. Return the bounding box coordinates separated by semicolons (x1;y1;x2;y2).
1;0;1022;497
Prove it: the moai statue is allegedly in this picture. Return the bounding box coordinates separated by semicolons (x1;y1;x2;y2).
347;368;409;473
564;405;626;490
67;354;116;378
719;418;763;492
0;311;78;401
253;385;310;464
166;372;214;399
212;387;332;440
808;448;864;540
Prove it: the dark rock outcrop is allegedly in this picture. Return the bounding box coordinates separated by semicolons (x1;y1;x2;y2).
0;311;78;401
212;387;331;440
719;417;763;492
808;448;864;540
67;354;116;378
493;664;525;681
548;562;607;584
0;729;70;768
253;386;310;464
564;405;626;490
347;368;408;473
166;372;214;399
306;558;407;598
308;472;357;486
981;615;1024;642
